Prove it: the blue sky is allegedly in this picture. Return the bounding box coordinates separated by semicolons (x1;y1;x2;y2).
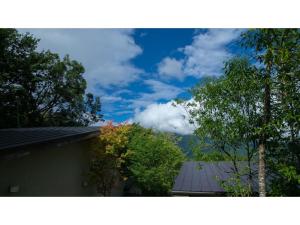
20;28;244;134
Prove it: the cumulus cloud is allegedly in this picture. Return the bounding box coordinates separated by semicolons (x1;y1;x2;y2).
157;29;242;80
19;29;143;91
182;29;242;77
131;101;195;135
158;57;184;80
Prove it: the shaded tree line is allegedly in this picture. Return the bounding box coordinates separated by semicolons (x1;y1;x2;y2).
0;29;102;128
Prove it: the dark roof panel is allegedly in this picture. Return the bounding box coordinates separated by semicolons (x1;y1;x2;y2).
0;127;100;150
172;161;258;194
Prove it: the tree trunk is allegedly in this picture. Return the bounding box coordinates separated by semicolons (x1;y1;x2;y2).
258;62;271;197
258;142;266;196
258;62;272;197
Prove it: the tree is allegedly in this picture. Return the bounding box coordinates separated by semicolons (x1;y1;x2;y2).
88;138;119;196
0;28;102;128
180;29;300;196
178;58;262;194
88;121;132;196
127;124;185;196
88;123;185;196
175;29;299;196
98;121;132;175
242;28;300;196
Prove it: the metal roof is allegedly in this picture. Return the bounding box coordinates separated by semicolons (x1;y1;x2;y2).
0;127;100;150
172;161;258;195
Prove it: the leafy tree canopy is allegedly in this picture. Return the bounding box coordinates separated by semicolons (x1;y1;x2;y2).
127;124;185;196
88;122;185;196
179;29;300;196
0;29;103;128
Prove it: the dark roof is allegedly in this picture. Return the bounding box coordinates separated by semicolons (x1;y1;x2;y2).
0;127;100;150
172;161;258;195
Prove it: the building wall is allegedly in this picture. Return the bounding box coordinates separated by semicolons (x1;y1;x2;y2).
0;139;97;196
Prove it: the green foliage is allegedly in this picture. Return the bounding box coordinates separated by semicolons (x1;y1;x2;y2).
99;121;132;176
88;137;119;196
242;29;300;196
88;123;185;196
178;29;300;196
127;124;185;196
269;163;300;196
193;149;235;162
267;141;300;196
186;57;261;176
0;28;102;128
217;173;253;197
88;122;132;196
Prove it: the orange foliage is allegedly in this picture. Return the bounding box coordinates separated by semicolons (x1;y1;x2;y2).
98;121;132;168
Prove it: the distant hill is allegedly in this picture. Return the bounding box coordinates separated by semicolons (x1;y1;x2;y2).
175;134;249;160
175;134;199;158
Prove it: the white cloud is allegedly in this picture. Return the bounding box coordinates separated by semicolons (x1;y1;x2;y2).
131;100;195;135
182;29;242;77
156;29;242;80
129;79;183;109
19;29;143;91
158;57;184;80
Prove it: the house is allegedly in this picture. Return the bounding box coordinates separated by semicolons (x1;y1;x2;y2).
0;127;100;196
172;161;258;196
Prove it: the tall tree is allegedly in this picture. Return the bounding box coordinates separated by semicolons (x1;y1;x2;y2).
178;29;299;196
0;29;103;128
242;28;300;196
180;57;262;195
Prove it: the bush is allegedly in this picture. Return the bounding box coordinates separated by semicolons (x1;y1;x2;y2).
127;125;185;196
88;123;185;196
